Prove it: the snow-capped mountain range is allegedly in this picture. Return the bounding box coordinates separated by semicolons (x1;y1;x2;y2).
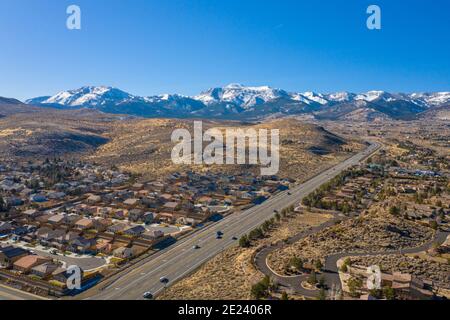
25;84;450;121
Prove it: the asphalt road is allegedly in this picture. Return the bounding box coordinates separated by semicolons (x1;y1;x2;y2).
254;213;344;298
89;142;380;300
36;250;107;271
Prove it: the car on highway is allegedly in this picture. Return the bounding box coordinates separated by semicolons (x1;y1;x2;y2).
193;245;200;249
143;292;153;300
160;277;169;284
231;236;238;241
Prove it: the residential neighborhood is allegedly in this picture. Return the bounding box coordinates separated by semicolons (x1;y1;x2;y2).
0;159;290;297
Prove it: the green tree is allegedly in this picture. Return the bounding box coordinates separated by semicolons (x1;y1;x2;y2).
249;228;264;240
340;258;351;273
251;276;271;300
347;277;363;298
369;289;383;299
251;282;267;300
383;286;395;300
261;275;271;288
239;235;251;248
289;257;303;272
281;292;289;300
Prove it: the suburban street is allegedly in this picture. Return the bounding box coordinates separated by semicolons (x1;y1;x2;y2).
88;142;380;300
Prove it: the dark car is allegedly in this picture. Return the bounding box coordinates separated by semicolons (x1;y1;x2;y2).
143;292;153;300
160;277;169;284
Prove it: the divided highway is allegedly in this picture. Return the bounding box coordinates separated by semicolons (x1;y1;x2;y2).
90;142;380;300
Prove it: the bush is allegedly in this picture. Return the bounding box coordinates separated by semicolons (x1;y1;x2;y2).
347;277;363;298
383;286;395;300
251;283;267;300
289;257;303;271
249;228;264;240
239;235;251;248
251;276;271;300
340;258;351;272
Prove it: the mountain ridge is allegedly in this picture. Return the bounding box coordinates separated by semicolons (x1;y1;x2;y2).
18;84;450;121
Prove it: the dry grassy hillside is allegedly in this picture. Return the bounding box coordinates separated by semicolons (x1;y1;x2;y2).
89;118;363;180
0;110;117;159
0;104;363;180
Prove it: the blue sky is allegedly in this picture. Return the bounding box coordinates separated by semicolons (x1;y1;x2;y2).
0;0;449;100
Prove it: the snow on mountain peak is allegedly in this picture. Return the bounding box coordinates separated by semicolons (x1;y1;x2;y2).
418;92;450;106
42;86;133;107
195;84;289;108
301;92;329;105
224;83;244;89
326;92;355;102
26;84;450;120
355;90;389;102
